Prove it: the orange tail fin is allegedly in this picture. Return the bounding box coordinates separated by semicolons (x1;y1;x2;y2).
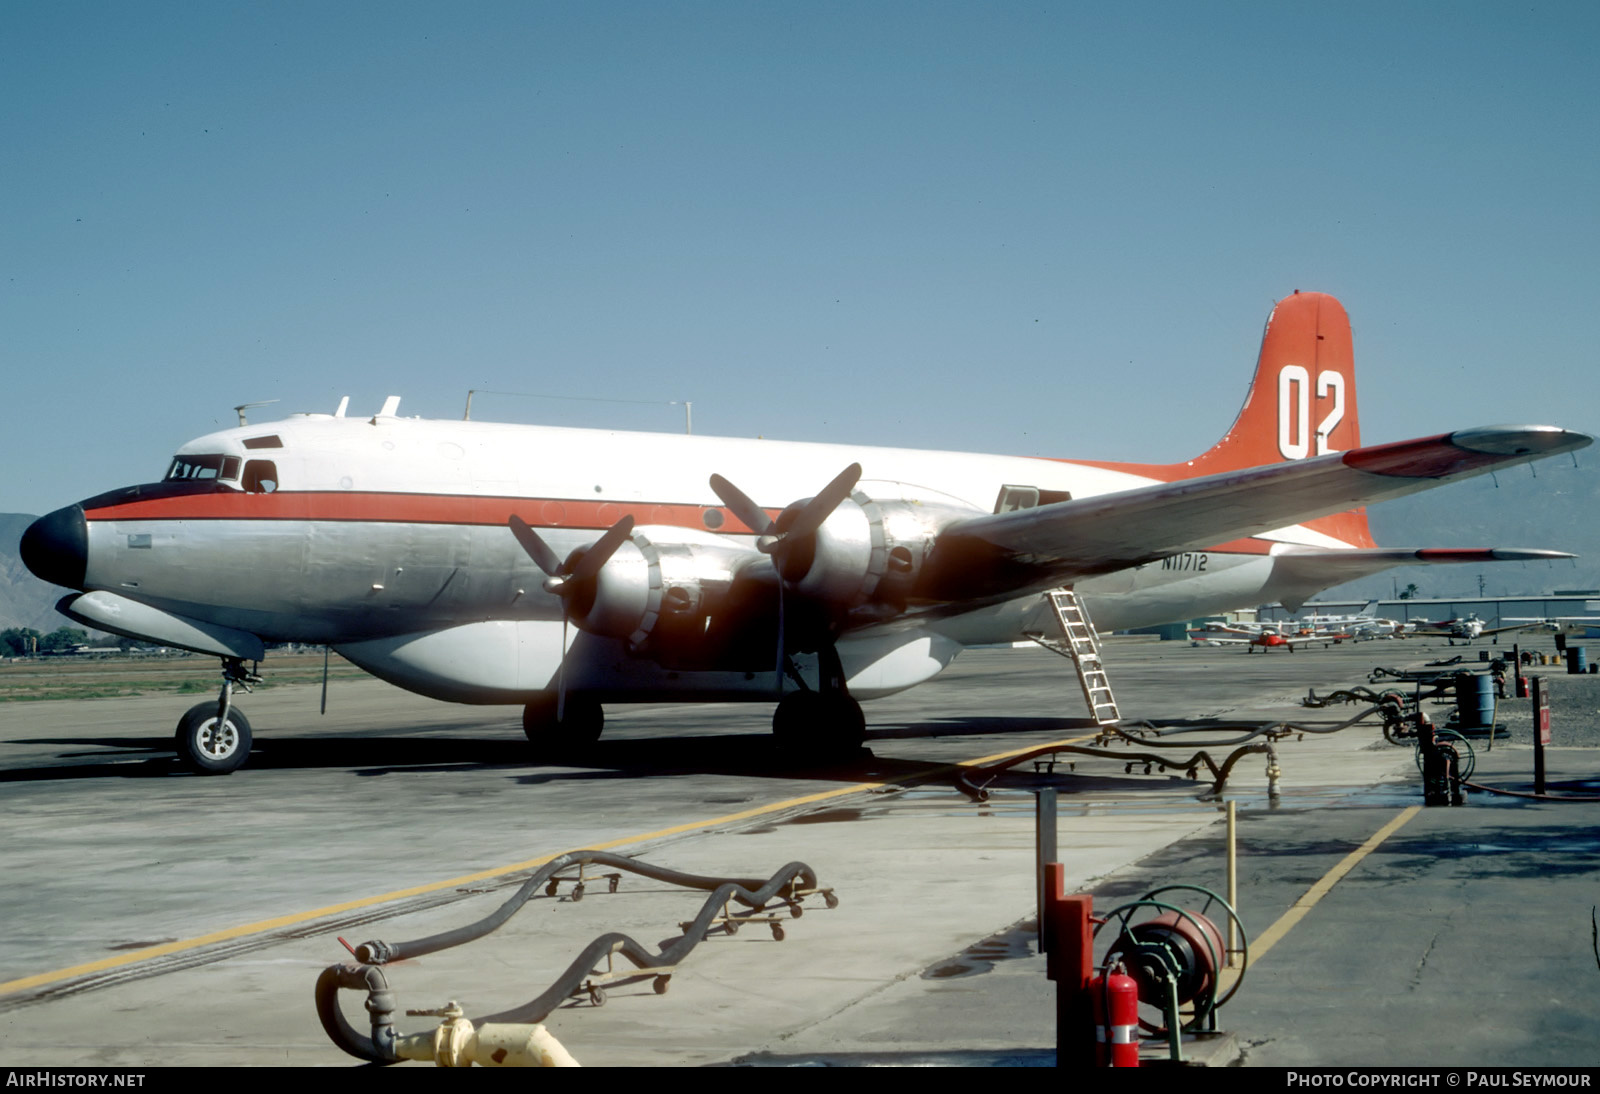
1199;290;1373;546
1085;291;1375;547
1183;290;1361;475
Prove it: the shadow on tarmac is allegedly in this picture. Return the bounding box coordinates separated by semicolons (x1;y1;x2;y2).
0;713;1094;780
3;712;1097;785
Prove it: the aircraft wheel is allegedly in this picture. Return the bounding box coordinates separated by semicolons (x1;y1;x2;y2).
822;693;867;752
772;691;824;749
174;702;253;775
523;693;604;752
772;692;865;757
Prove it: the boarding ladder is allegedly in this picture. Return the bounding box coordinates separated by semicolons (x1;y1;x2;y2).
1028;589;1122;725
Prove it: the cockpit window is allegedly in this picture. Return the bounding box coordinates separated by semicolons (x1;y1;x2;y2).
164;454;242;483
166;454;228;481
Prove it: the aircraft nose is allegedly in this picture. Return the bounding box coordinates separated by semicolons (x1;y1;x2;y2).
21;504;88;590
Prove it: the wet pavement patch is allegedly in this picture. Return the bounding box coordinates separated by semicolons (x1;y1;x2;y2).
784;808;866;825
921;921;1035;980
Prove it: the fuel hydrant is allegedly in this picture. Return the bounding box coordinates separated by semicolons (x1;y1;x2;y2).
392;1002;580;1067
1417;716;1464;807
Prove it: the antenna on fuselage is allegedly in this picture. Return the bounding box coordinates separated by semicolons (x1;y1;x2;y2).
233;400;279;426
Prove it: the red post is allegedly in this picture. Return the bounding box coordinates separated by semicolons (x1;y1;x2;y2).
1043;863;1096;1068
1533;675;1550;794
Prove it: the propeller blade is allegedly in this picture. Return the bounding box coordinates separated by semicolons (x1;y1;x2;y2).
708;473;775;536
774;580;785;695
772;462;861;547
509;515;565;577
568;515;636;585
557;614;569;721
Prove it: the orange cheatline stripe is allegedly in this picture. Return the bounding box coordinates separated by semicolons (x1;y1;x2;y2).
0;730;1097;998
84;490;774;534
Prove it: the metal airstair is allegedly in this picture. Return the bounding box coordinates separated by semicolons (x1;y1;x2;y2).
1027;589;1122;725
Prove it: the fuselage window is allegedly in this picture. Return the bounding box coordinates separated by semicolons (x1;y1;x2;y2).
242;459;279;493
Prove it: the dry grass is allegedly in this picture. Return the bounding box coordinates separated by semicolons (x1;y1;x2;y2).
0;651;368;702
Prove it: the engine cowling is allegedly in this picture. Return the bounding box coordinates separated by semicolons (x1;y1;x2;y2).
566;525;751;649
775;489;978;612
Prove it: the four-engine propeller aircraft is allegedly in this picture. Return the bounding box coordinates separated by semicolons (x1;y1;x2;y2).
20;292;1591;773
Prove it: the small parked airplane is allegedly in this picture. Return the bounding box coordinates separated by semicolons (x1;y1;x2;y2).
19;291;1590;773
1506;616;1600;638
1292;599;1406;640
1186;621;1334;652
1408;613;1532;644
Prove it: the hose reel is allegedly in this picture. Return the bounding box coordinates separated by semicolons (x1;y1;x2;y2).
1093;885;1248;1055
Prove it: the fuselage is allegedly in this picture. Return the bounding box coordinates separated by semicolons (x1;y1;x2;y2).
23;408;1366;703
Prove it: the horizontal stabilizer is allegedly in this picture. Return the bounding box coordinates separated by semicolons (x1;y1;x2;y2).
1266;548;1577;612
921;426;1590;601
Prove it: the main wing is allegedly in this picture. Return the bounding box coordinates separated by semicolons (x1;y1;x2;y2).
915;425;1590;604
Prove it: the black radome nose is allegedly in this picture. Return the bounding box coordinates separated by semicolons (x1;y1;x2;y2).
21;505;88;590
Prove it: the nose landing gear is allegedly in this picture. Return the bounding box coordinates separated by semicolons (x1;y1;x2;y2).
175;658;259;774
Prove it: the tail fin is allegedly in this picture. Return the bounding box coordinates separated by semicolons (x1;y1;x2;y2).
1084;291;1374;547
1183;290;1361;474
1185;291;1374;547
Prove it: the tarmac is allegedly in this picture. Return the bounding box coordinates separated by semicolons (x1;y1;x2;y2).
1;637;1597;1069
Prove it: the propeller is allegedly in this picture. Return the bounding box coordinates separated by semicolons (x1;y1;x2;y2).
509;513;636;717
707;472;775;540
707;463;862;692
710;463;860;567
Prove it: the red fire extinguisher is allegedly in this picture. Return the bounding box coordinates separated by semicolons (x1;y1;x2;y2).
1091;968;1140;1067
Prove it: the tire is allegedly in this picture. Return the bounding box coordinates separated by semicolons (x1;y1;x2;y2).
523;693;605;753
772;692;865;758
772;691;825;750
174;702;253;775
820;693;867;753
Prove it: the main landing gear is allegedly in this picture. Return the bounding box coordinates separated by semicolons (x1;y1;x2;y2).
773;692;865;755
523;692;605;755
175;658;259;775
772;646;866;759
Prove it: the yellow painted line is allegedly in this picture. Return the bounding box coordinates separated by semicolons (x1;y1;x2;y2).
961;731;1101;768
1219;804;1420;991
0;728;1095;999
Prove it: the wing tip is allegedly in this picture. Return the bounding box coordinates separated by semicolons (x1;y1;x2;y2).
1342;426;1593;478
1448;425;1594;458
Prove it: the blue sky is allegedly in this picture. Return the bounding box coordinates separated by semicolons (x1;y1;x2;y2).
4;1;1596;518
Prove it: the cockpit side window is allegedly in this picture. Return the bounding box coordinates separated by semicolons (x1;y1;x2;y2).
242;459;279;493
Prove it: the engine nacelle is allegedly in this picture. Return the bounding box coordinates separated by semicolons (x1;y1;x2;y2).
778;488;978;611
568;526;749;649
